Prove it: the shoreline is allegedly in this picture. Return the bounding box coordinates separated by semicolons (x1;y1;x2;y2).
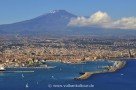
2;59;128;69
1;58;136;69
0;59;127;80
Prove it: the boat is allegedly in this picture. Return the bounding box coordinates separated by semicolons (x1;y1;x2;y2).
0;66;6;71
121;73;124;76
22;74;24;78
39;65;56;69
25;83;29;88
51;76;54;78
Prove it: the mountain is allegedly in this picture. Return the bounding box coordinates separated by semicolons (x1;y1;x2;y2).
0;10;77;34
0;10;136;37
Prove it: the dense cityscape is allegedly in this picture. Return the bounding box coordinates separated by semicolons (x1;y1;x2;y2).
0;35;135;68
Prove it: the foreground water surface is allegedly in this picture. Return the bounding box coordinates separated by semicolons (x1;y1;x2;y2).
0;60;136;90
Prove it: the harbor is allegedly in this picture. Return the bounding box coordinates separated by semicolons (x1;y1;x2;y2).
0;59;135;90
0;60;126;80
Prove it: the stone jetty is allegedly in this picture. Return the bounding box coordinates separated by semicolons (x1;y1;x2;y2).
74;61;126;80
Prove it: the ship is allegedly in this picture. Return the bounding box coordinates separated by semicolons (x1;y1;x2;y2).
0;66;6;71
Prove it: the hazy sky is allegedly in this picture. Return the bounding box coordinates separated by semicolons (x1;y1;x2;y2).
0;0;135;24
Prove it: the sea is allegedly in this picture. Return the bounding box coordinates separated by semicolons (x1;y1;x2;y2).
0;60;136;90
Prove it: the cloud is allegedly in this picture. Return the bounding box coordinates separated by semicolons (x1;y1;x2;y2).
112;17;136;29
68;11;136;30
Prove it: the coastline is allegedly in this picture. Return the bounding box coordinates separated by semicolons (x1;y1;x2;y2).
0;59;127;80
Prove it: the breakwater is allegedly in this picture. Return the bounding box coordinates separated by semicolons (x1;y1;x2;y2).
74;61;126;80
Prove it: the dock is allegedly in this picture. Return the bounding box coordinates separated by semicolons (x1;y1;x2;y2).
0;71;34;73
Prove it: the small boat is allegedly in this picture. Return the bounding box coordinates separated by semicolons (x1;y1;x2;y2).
22;74;24;78
0;66;6;71
46;66;56;69
121;73;124;76
25;83;29;88
51;75;56;80
51;76;54;78
40;65;56;69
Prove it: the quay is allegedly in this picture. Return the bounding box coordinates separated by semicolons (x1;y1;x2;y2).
0;71;34;73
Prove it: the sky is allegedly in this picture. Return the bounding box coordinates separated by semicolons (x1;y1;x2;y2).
0;0;136;24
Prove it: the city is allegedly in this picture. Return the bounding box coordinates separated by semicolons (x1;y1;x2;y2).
0;0;136;90
0;35;135;68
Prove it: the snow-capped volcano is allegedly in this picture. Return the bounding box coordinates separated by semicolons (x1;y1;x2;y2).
0;10;77;33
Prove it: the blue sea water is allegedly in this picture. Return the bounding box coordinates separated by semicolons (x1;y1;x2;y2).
0;60;136;90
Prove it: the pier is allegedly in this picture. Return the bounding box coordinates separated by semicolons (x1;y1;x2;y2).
0;71;34;73
74;61;126;80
